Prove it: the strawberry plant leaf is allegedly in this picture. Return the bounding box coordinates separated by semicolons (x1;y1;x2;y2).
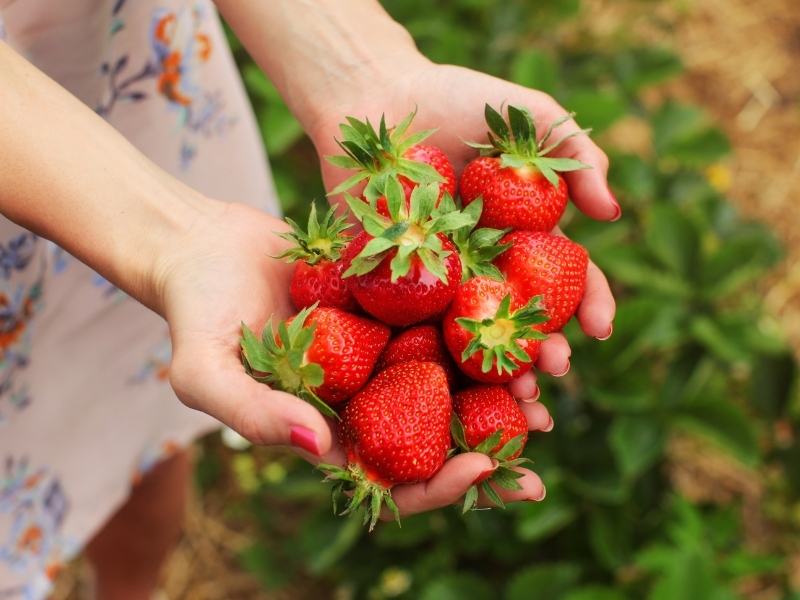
462;485;479;514
474;429;503;455
495;434;525;461
481;481;505;509
329;171;370;196
484;103;510;140
450;415;470;452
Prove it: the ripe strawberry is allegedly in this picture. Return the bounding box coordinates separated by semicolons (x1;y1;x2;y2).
326;110;455;209
340;180;474;326
494;231;588;333
461;104;590;232
451;385;533;511
240;305;389;416
443;276;548;383
278;204;356;311
319;361;452;530
376;325;456;386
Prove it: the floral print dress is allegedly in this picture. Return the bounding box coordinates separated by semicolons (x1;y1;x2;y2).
0;0;279;595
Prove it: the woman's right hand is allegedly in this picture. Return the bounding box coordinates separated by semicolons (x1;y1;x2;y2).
156;199;549;513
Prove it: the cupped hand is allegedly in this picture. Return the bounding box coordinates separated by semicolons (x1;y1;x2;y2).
310;61;617;384
154;199;552;515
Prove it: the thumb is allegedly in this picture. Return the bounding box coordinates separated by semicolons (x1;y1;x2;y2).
170;350;334;457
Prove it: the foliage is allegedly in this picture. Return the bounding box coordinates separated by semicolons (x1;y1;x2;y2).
217;1;800;598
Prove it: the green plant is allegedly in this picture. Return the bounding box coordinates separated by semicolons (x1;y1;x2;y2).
214;1;800;598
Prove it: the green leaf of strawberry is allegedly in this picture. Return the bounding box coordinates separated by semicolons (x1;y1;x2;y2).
277;203;352;265
342;179;477;284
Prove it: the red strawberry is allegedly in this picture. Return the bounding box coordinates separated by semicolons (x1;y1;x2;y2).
240;305;390;416
460;104;590;232
454;385;528;459
278;204;356;311
326;110;454;211
340;181;474;327
320;361;452;530
376;325;456;386
494;231;588;333
451;384;533;511
443;276;548;383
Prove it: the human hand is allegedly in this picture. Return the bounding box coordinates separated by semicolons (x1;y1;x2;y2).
155;199;551;513
309;61;617;396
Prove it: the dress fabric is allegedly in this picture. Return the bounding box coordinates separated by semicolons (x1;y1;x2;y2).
0;0;279;595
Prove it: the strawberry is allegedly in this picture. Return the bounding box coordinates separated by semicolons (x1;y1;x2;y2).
326;110;456;210
376;325;456;386
443;276;548;383
240;305;389;416
278;204;356;311
494;231;588;333
340;181;474;326
451;384;532;511
461;104;590;232
319;361;452;530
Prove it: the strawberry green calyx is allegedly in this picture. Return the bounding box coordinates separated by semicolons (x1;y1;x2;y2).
467;103;591;188
240;304;337;419
318;462;401;532
451;416;533;512
343;179;476;283
451;197;511;282
456;295;549;375
277;203;352;265
325;109;444;202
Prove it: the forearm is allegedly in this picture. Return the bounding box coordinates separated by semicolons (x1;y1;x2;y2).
214;0;426;132
0;42;218;314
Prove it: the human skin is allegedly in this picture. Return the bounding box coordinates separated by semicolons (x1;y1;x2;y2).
0;0;615;517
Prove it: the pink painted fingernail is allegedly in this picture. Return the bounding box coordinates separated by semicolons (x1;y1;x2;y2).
553;361;571;377
596;324;613;341
289;426;320;456
471;459;499;486
520;386;541;403
542;416;554;432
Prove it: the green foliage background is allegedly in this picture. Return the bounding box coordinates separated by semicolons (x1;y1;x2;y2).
218;2;800;598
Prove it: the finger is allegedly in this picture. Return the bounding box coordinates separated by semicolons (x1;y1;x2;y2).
386;453;494;518
476;467;545;506
171;348;334;457
577;260;615;339
518;400;552;432
536;332;571;376
508;371;538;401
531;99;619;222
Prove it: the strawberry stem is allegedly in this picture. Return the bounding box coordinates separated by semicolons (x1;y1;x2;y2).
451;415;533;512
277;203;352;265
240;304;338;419
342;180;476;283
455;295;550;376
467;103;593;188
325;109;444;197
318;462;401;531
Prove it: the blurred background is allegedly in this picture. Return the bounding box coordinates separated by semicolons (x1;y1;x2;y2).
58;0;800;598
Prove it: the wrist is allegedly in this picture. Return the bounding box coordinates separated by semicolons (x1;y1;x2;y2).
130;179;225;316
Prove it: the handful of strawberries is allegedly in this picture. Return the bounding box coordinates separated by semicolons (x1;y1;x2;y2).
241;104;594;530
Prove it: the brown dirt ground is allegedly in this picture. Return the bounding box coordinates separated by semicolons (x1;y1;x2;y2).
52;0;800;598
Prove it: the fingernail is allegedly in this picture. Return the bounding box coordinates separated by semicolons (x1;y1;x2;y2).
532;485;547;502
553;361;570;377
520;386;541;403
542;416;554;432
608;186;622;222
596;324;613;341
289;425;320;456
471;459;499;486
